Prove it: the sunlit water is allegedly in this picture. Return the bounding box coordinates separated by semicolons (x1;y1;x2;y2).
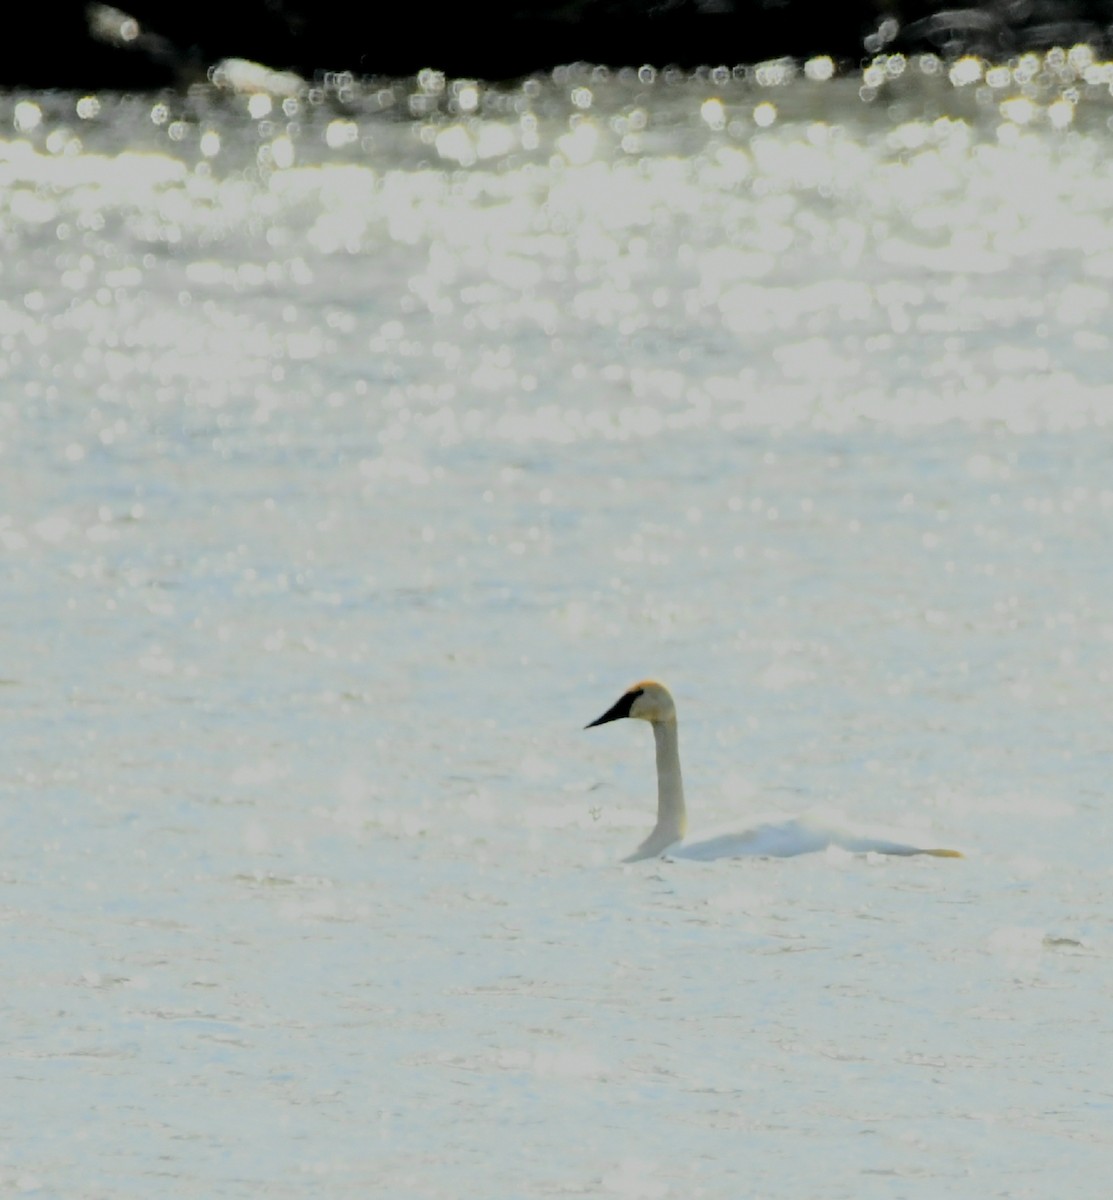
4;52;1113;1197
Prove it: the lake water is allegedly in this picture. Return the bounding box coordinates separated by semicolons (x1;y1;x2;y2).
4;52;1113;1197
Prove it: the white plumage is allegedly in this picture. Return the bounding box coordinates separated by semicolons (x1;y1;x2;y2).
587;680;962;863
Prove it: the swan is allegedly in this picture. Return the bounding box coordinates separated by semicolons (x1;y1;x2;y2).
586;680;962;863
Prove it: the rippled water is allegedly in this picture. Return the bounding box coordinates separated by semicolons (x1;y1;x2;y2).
4;53;1113;1197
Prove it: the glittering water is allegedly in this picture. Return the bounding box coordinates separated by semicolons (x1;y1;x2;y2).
4;53;1113;1197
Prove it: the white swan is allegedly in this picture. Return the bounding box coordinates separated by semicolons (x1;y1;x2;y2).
586;680;962;863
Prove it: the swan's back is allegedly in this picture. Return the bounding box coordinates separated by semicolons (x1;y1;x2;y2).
669;817;961;861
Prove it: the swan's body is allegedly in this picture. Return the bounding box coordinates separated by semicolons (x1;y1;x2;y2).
586;680;961;863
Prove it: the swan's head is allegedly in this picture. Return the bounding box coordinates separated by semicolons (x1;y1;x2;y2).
585;680;676;728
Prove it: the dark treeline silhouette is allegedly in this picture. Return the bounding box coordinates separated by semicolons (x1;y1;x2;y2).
4;1;1113;90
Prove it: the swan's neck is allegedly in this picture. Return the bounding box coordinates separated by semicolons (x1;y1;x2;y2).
653;718;686;838
625;718;687;862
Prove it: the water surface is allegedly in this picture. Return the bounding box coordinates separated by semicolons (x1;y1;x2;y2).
3;54;1113;1198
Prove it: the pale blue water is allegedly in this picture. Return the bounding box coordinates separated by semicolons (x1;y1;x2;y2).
3;55;1113;1197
